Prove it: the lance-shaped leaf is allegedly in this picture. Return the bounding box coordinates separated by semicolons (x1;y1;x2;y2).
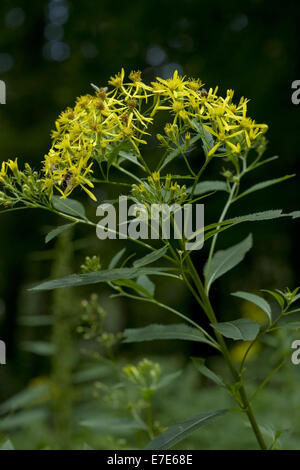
108;248;126;269
145;409;228;450
186;180;228;196
30;266;175;291
0;440;14;450
204;234;252;290
123;324;213;345
133;245;168;267
235;175;295;201
192;357;225;387
52;195;86;218
211;318;260;341
231;291;272;322
45;222;76;244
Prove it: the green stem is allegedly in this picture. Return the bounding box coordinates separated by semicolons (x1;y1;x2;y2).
184;253;267;450
205;183;237;291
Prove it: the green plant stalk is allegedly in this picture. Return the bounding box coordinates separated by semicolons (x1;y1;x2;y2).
184;254;267;450
50;229;76;449
204;182;237;288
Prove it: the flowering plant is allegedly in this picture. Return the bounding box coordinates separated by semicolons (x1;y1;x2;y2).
1;69;299;450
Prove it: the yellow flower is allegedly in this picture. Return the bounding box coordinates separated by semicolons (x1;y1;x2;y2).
0;161;7;182
7;158;19;175
108;68;125;88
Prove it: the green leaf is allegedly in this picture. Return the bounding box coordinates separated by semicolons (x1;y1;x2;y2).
235;175;295;201
45;223;76;244
192;357;225;387
136;274;155;297
203;210;286;245
290;211;300;219
191;119;215;154
118;150;144;169
113;279;153;298
261;289;285;309
231;291;272;322
156;371;182;390
0;440;14;450
145;409;228;450
30;266;175;291
204;234;252;290
83;443;94;450
18;315;54;326
186;180;228;195
80;417;147;433
72;365;111;384
52;195;86;218
286;308;300;316
108;248;126;269
276;321;300;330
0;409;48;431
123;324;212;345
230;210;283;224
211;318;260;341
0;384;50;415
133;246;168;267
21;341;57;356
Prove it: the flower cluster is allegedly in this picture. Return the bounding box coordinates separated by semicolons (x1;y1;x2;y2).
0;158;49;208
1;69;269;207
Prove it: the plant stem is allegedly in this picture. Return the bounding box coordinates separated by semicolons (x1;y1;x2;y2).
205;182;237;289
184;254;268;450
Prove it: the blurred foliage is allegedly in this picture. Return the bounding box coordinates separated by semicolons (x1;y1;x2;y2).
0;0;299;449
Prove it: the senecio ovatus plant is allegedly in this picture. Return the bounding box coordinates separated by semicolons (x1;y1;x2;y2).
1;69;300;450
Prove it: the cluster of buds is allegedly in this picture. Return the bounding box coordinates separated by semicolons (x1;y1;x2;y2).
123;359;162;401
0;159;50;209
131;172;187;205
80;255;101;273
78;293;122;351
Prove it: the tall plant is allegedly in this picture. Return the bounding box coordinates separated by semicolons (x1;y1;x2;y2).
1;69;299;449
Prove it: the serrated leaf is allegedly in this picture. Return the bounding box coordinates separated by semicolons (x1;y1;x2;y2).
290;211;300;219
30;266;175;291
236;175;295;201
186;180;228;195
231;210;283;224
123;324;212;345
231;291;272;322
204;234;252;290
45;223;76;244
145;409;228;450
211;318;260;341
192;357;225;387
133;246;168;267
52;195;86;218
